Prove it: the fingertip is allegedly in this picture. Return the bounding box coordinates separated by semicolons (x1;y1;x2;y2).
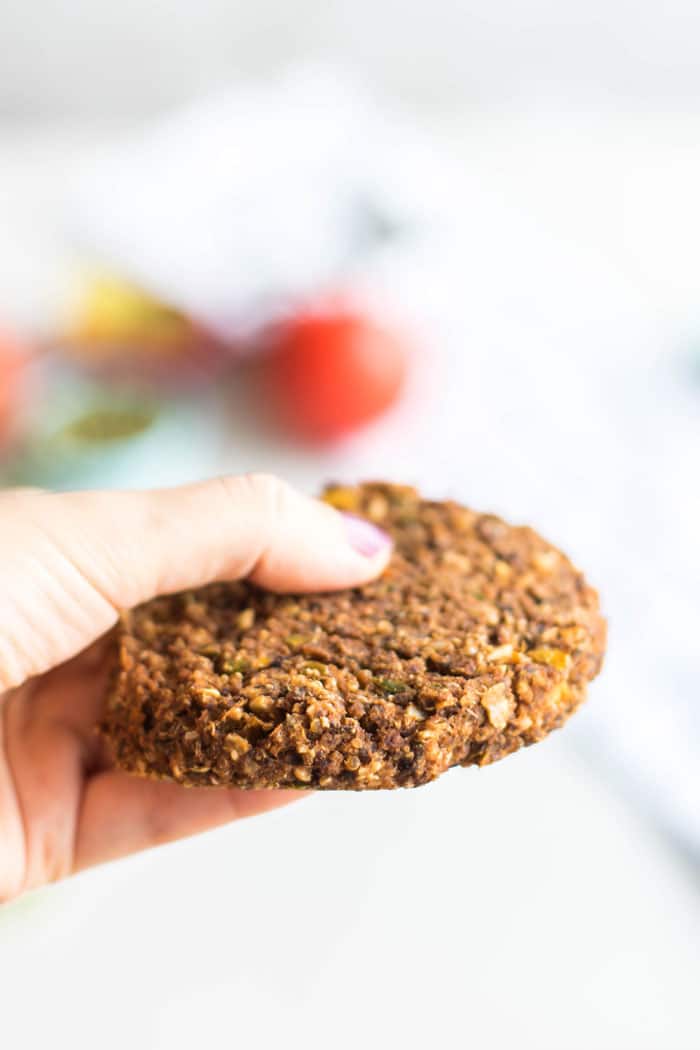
248;496;393;594
340;512;393;559
337;514;393;587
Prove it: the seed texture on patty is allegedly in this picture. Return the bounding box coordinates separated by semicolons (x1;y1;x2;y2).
101;482;606;790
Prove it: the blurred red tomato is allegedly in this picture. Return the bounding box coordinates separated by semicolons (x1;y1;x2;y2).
260;312;408;443
0;329;30;449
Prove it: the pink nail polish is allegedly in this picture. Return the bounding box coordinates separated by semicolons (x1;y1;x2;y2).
342;513;392;557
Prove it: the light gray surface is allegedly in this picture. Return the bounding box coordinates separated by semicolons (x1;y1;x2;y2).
1;745;699;1049
2;0;700;118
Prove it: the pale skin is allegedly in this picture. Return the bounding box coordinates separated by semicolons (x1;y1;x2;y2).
0;474;391;902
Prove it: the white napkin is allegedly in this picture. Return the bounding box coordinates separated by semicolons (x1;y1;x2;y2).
71;65;456;337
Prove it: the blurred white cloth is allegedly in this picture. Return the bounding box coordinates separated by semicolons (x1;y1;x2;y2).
72;66;455;336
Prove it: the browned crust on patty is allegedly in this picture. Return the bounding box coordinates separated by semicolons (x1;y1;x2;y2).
101;482;606;790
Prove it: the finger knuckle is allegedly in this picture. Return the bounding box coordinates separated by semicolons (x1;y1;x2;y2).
220;473;292;519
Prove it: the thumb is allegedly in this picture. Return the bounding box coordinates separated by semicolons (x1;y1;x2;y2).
0;474;391;690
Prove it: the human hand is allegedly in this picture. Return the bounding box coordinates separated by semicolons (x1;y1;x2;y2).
0;474;391;901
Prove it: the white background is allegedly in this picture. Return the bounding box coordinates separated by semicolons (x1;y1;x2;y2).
0;5;699;1049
